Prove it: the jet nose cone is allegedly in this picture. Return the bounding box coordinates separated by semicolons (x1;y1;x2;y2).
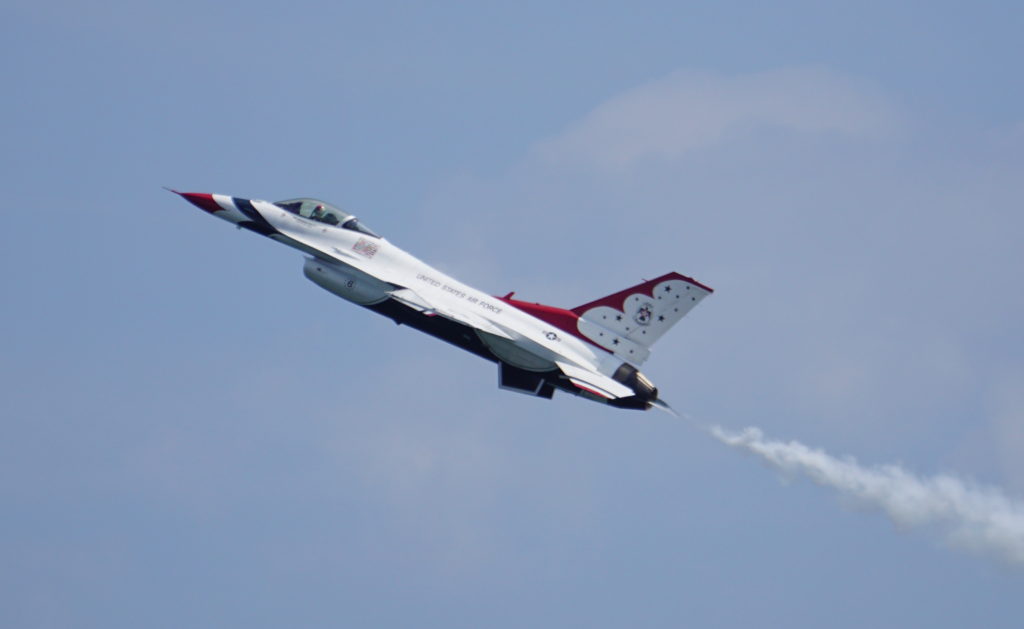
172;190;224;214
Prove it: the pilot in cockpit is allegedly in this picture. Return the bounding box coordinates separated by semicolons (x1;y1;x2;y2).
274;198;378;235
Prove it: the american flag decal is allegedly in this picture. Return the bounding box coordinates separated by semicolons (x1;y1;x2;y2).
353;238;379;258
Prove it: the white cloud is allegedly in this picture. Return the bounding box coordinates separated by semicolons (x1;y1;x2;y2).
533;67;900;170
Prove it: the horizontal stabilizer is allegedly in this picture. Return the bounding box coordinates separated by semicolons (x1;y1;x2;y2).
554;361;634;400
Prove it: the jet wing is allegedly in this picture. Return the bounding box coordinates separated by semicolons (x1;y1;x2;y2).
389;287;514;339
274;225;513;341
388;287;433;311
554;360;635;400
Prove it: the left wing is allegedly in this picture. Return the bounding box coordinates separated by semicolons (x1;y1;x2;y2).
389;287;514;339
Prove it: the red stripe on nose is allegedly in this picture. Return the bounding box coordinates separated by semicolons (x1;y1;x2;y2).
177;192;224;214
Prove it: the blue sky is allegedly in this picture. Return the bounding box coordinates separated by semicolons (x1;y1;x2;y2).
3;1;1023;627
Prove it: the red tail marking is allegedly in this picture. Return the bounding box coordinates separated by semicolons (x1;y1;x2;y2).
570;271;713;315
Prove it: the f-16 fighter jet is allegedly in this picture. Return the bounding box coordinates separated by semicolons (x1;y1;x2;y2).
174;191;712;412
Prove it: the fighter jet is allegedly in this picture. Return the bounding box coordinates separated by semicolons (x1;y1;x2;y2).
173;191;712;411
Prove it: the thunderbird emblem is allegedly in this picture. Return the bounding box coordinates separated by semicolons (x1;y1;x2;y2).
634;302;654;326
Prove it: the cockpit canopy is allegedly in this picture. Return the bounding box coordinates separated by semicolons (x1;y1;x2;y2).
274;198;380;238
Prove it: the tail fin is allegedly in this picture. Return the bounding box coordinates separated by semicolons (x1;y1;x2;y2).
571;272;713;364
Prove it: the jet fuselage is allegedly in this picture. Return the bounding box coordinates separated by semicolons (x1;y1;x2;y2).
176;191;712;410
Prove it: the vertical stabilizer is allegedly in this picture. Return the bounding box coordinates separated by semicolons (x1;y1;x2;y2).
571;272;712;364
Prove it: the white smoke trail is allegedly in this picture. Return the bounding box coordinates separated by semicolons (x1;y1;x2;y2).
710;425;1024;565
